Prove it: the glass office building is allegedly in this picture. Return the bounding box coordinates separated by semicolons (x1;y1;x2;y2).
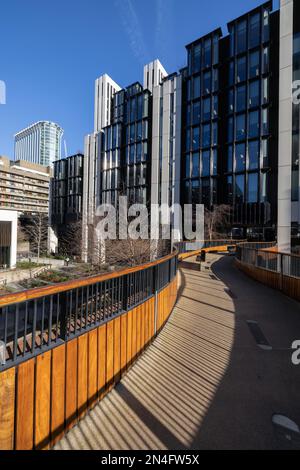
182;1;279;240
99;83;152;207
14;121;64;167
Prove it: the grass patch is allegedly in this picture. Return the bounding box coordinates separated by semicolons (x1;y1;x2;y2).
38;270;75;284
17;261;44;270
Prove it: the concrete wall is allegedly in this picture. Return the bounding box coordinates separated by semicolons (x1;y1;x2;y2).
0;210;17;268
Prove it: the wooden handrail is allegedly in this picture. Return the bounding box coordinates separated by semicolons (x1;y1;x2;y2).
238;242;300;259
0;250;178;308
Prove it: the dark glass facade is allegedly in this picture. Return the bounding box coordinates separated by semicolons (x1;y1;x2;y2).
100;83;151;207
181;1;279;240
51;153;84;225
183;29;221;208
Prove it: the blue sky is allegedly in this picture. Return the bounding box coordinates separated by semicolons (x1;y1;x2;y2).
0;0;279;158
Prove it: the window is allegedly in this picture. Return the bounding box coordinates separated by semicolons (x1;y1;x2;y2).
249;110;260;137
203;97;211;121
143;142;148;160
262;78;269;104
186;79;191;101
202;150;210;177
203;38;211;68
236;85;246;112
236;20;247;54
185;154;191;178
228;117;234;142
236;114;246;141
292;170;299;201
235;143;246;172
249;50;260;78
192;152;200;177
212;178;217;204
249;80;260;108
202;179;210;206
248;173;258;203
192;101;201;125
136;143;142;162
261;172;268;202
130;98;136;121
212;122;218;146
262;139;269;167
202;124;211;147
192;127;200;150
249;13;260;49
294;33;300;81
229;25;235;56
212;149;218;175
237;56;247;83
129;145;135;163
229;61;235;86
213;35;219;64
227;176;233;203
235;174;245;203
186;129;191;151
186;105;191;126
193;44;201;73
249;140;260;170
263;9;270;43
292;132;300;167
184;181;191;203
203;71;211;94
137;121;142;140
262;47;269;73
192;180;201;204
227;145;233;172
228;89;234;113
193;76;201;99
143;121;148;140
213;69;218;92
212;95;218;118
137;95;143;120
262;108;269;135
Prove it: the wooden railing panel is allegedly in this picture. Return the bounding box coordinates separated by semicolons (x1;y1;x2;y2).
236;260;300;302
0;367;15;450
106;321;114;391
113;317;121;383
35;352;51;450
88;329;98;409
120;314;127;376
140;303;145;352
97;324;107;399
132;307;137;362
51;345;66;446
65;339;78;431
77;334;88;420
127;309;133;366
15;359;34;450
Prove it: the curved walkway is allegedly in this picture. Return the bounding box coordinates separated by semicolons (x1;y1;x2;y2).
55;255;300;450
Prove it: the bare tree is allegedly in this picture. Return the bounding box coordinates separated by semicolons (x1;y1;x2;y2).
59;221;82;259
24;213;49;261
205;205;231;241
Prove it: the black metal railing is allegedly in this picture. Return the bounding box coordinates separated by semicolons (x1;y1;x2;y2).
0;253;178;371
176;239;243;255
236;244;300;279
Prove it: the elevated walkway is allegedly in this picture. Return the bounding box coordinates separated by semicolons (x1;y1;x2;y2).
55;255;300;450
